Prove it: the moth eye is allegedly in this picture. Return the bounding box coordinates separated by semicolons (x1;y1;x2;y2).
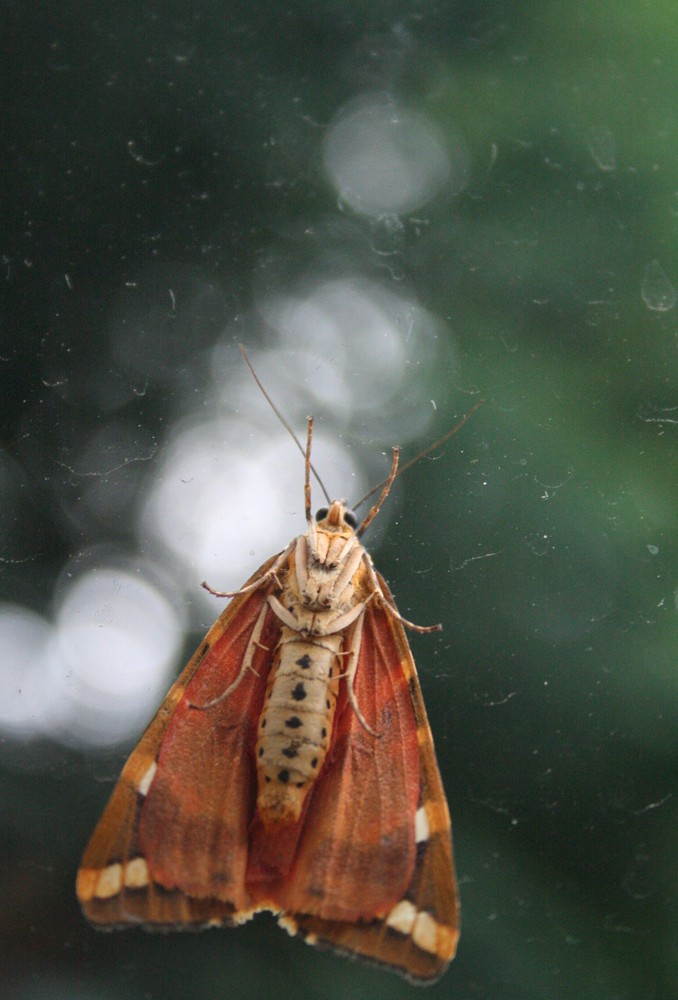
315;507;329;521
344;510;359;529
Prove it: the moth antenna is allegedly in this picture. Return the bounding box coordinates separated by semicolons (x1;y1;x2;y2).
357;447;399;536
239;344;332;505
353;397;484;514
304;417;313;522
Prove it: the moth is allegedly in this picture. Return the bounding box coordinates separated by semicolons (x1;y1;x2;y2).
77;355;469;983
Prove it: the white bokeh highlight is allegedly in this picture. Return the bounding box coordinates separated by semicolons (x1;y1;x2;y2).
0;568;183;748
258;279;444;441
0;605;58;737
323;94;469;217
54;567;183;746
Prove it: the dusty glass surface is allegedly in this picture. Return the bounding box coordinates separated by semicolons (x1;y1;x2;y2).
2;3;677;998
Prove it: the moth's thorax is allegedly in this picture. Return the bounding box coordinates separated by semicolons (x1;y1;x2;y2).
255;503;369;828
309;501;358;568
288;505;368;618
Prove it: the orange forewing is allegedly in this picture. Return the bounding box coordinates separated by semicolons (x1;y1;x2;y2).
280;577;459;982
137;599;280;911
268;596;421;923
77;555;281;926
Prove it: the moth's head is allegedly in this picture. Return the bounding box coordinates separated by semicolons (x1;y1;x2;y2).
315;500;359;536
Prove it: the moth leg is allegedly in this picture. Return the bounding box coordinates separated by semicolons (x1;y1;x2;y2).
385;610;441;635
340;614;380;738
202;545;292;599
189;600;271;710
364;559;441;633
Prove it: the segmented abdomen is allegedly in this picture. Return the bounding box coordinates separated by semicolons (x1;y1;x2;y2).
255;626;341;826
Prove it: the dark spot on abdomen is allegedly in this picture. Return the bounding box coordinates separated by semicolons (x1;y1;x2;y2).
291;682;307;701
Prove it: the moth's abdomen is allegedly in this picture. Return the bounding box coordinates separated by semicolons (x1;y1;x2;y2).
255;629;341;827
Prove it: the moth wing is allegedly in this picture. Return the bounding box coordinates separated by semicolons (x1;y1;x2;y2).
271;596;419;921
282;574;459;983
76;554;283;927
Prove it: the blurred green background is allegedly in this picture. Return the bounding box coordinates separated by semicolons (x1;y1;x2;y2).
3;2;677;998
